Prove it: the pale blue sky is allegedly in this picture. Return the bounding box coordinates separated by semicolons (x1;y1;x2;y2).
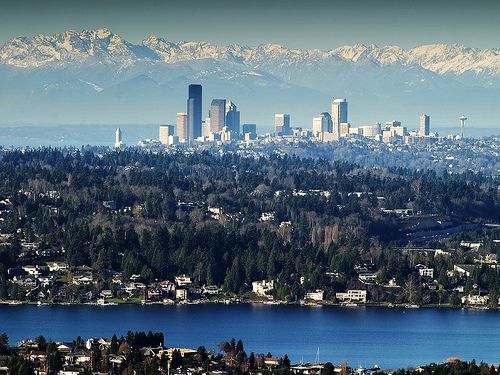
0;0;499;50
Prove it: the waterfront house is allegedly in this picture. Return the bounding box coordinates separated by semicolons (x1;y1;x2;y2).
336;290;367;303
461;294;489;305
58;367;83;375
304;290;324;301
202;285;221;295
159;280;176;293
176;289;188;300
100;290;113;299
291;363;324;375
252;280;274;296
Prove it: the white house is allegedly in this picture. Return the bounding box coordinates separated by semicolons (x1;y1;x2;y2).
461;294;489;305
336;290;367;303
175;275;192;286
252;280;274;296
304;289;324;301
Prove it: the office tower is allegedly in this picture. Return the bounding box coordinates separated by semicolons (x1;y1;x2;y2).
210;99;226;133
187;84;202;141
331;98;348;137
313;112;332;134
275;114;290;136
159;125;174;144
242;124;256;135
177;113;188;142
225;101;240;134
202;118;211;137
312;117;322;134
339;123;350;137
420;115;430;136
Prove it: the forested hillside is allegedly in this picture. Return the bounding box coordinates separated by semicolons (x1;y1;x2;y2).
0;148;499;305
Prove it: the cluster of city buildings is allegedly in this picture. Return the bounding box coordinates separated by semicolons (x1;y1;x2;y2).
156;84;257;146
113;83;468;148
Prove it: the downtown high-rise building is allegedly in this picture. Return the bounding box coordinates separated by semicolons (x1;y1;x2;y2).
275;114;291;136
313;112;333;134
331;98;348;137
187;84;202;141
210;99;226;133
159;125;174;144
420;115;430;136
177;113;188;142
225;101;240;134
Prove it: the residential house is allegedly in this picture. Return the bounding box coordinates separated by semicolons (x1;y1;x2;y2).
58;367;83;375
176;289;188;300
304;290;324;301
336;290;367;303
454;264;476;277
264;358;280;368
358;273;377;283
57;343;73;354
291;364;324;375
48;262;69;272
461;294;489;305
202;285;221;295
175;275;192;287
415;264;434;278
100;290;113;299
72;275;93;286
22;265;41;276
159;280;176;293
252;280;274;296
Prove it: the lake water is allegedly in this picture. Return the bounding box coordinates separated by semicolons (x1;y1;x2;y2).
1;303;499;370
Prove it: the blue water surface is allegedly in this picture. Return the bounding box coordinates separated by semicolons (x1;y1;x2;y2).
1;304;499;369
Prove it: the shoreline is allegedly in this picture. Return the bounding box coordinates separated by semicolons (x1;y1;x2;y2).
1;298;487;310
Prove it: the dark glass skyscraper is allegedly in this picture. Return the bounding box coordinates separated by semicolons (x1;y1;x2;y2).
187;84;202;141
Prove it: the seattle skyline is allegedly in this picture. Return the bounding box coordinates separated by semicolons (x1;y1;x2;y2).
1;0;500;51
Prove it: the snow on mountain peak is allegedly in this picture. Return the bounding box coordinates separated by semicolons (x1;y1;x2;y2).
2;29;500;78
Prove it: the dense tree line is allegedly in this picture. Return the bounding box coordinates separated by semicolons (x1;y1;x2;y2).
0;148;500;304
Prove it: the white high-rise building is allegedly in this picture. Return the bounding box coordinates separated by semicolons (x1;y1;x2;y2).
312;112;332;135
159;125;174;144
177;113;188;142
331;98;348;137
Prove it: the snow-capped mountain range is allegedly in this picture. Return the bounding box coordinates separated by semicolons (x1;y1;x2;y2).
1;28;499;132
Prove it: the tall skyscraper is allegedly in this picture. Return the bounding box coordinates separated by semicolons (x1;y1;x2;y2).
275;114;290;136
159;125;174;144
202;118;211;137
187;84;202;141
177;113;188;142
210;99;226;133
331;98;348;137
313;112;333;134
225;101;240;134
420;115;430;136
